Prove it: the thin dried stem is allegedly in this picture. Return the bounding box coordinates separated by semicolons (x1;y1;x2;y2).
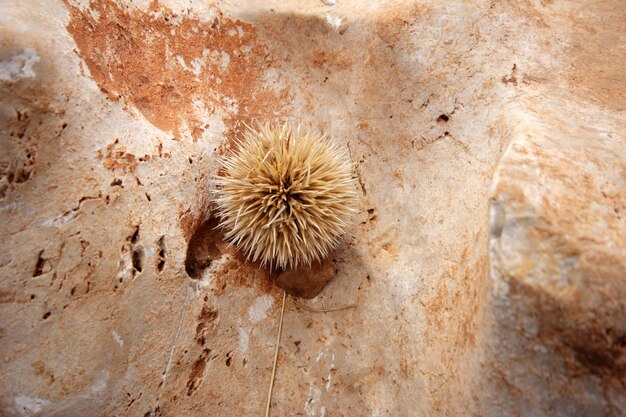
265;290;286;417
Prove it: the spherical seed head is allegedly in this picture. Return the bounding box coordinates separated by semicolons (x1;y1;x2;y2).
215;123;357;270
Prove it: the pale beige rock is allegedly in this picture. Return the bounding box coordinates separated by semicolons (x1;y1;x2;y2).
486;93;626;414
0;1;624;417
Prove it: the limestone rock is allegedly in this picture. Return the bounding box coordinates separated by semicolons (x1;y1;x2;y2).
486;94;626;415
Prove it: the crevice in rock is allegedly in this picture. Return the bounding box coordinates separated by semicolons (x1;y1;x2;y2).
184;216;222;279
33;250;46;277
156;236;166;273
132;246;143;274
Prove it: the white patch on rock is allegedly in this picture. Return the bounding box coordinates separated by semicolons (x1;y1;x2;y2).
0;201;24;213
115;249;133;282
90;370;109;394
191;253;230;291
220;51;230;72
247;295;274;323
325;14;342;30
176;55;189;71
304;384;323;417
325;354;335;391
41;210;77;228
0;48;40;82
13;396;51;416
238;326;249;352
111;331;124;348
191;57;203;75
88;7;100;21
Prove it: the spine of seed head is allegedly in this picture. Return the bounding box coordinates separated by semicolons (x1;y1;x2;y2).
215;123;357;270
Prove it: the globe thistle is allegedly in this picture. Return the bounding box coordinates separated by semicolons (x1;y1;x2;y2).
214;123;357;270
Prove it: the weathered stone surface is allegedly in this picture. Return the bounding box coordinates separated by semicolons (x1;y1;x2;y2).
0;0;624;416
276;259;337;299
486;93;626;415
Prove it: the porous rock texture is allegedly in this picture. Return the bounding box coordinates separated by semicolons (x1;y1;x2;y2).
0;1;624;416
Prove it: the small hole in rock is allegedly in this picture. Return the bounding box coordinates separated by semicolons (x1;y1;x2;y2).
132;248;144;274
43;312;51;320
33;251;46;277
437;114;449;123
157;236;166;272
185;217;222;279
130;226;140;244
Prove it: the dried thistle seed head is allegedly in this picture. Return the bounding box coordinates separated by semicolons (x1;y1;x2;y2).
215;123;357;270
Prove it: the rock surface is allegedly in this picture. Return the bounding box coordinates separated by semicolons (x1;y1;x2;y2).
486;93;626;415
0;1;624;416
276;260;337;299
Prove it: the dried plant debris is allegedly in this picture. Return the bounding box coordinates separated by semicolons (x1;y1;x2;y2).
215;123;357;269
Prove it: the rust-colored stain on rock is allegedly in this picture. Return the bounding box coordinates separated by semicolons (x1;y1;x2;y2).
186;348;211;397
96;138;138;172
195;306;218;346
65;0;282;139
96;138;170;172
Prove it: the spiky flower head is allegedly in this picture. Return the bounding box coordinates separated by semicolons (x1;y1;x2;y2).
215;123;357;270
